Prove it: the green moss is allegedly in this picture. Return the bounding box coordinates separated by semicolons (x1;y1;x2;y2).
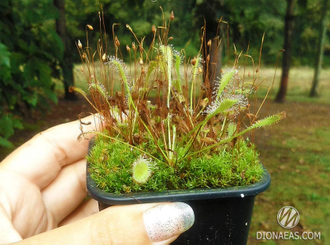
87;135;264;194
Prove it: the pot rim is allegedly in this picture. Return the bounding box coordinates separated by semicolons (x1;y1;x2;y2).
86;164;270;205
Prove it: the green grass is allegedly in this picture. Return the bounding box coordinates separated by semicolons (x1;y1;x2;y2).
252;67;330;104
248;108;330;244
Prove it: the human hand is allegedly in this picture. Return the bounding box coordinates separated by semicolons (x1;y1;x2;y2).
0;116;194;244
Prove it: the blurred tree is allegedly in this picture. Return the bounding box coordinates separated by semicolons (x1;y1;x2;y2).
194;0;224;92
64;0;198;60
275;0;295;103
309;0;329;97
0;0;61;147
54;0;77;100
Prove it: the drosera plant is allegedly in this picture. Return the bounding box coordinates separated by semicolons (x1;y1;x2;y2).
72;10;285;194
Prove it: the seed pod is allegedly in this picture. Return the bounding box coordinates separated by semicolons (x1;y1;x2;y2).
115;36;120;47
191;57;197;66
126;45;131;52
170;11;174;20
126;24;132;31
200;98;209;107
138;45;143;53
206;54;210;63
152;25;156;33
207;39;212;47
169;37;173;41
87;24;93;30
78;40;82;49
139;57;143;65
102;53;106;61
198;67;203;74
132;42;136;51
82;53;87;59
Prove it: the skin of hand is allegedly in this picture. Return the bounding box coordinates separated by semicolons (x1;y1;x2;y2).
0;115;194;244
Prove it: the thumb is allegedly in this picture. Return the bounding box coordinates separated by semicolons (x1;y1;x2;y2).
18;202;194;245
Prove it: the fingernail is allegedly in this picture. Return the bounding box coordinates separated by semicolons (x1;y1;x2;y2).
143;202;195;242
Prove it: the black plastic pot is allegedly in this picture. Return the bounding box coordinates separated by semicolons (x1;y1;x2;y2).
86;141;271;245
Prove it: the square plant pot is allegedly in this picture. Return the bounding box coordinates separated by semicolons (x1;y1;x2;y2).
86;141;270;245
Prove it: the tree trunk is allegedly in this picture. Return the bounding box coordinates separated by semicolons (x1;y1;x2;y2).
309;0;328;97
53;0;76;100
200;0;223;100
275;0;295;103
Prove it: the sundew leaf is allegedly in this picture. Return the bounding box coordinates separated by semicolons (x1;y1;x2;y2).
251;112;286;129
179;99;238;158
190;55;201;111
108;58;137;112
159;45;173;92
89;83;112;109
185;111;286;159
227;123;237;137
146;61;158;82
209;99;237;118
89;83;108;100
173;54;182;93
185;99;238;140
132;156;154;184
216;69;237;100
109;58;129;87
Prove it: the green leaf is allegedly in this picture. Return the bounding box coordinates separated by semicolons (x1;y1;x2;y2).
23;60;34;81
48;31;64;60
0;136;14;148
185;112;286;159
10;52;26;73
251;112;286;129
44;89;58;104
173;54;182;93
0;43;11;68
180;99;238;157
227;123;237;137
23;92;38;107
130;21;151;36
146;61;158;82
0;115;14;138
216;69;237;100
159;45;173;84
208;99;238;119
12;117;23;130
35;60;52;86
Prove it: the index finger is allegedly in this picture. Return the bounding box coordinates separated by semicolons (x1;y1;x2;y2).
0;115;101;189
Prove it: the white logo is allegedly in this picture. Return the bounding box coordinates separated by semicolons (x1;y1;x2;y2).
277;206;300;229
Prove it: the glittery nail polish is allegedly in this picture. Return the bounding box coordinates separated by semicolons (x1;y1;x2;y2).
143;202;195;242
